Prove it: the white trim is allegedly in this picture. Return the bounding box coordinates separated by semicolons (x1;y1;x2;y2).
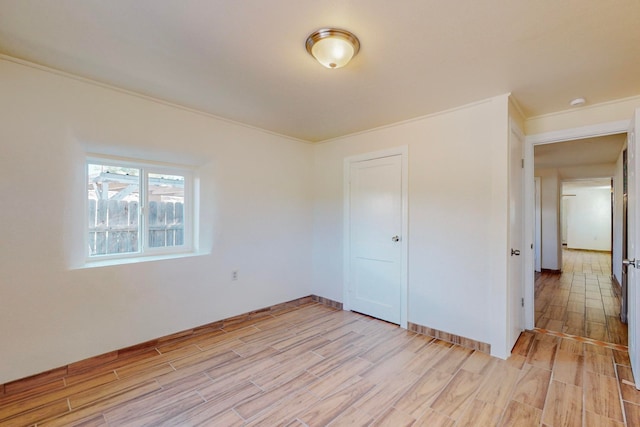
343;146;409;328
525;120;629;145
0;54;311;145
523;120;628;330
526;95;640;122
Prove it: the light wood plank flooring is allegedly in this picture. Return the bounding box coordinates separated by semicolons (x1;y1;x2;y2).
535;248;628;346
1;302;639;426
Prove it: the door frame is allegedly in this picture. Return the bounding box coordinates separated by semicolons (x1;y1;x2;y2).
523;120;629;330
343;146;409;328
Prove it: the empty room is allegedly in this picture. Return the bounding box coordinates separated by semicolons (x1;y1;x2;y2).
1;1;640;426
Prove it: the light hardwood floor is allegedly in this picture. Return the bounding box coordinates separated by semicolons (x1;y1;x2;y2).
535;248;628;346
1;301;639;426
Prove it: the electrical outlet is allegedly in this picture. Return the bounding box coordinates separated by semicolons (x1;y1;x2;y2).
232;270;238;281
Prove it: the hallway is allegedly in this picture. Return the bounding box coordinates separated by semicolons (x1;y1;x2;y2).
535;248;628;346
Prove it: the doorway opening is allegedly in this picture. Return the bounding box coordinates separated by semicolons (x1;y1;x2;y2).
532;134;627;345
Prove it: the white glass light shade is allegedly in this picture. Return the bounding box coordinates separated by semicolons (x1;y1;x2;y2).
311;37;355;69
306;28;360;69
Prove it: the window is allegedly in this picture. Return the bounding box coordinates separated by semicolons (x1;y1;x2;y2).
86;157;192;260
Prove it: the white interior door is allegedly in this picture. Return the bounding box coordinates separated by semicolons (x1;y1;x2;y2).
627;108;640;389
534;177;542;272
509;125;524;349
348;154;403;324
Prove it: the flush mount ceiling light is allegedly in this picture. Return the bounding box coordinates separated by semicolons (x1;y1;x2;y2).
305;28;360;69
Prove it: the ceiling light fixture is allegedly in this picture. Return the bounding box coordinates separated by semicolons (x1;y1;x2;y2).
305;28;360;69
570;97;586;107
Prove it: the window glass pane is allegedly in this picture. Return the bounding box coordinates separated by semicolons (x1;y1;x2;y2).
148;173;185;248
88;164;140;256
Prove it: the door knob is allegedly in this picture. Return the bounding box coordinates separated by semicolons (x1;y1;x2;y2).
511;249;520;256
623;259;636;268
392;235;400;242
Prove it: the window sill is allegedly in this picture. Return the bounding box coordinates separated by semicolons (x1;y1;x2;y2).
77;251;206;269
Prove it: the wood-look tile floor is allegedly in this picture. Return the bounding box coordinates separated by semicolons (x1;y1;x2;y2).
535;248;628;346
1;302;639;426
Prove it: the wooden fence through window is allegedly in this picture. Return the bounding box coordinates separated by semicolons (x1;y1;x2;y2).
88;200;184;255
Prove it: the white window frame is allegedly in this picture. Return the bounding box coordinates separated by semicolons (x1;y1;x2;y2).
85;155;194;263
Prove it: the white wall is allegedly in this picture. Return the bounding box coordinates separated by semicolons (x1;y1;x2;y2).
565;187;611;251
525;95;640;135
0;58;314;383
312;95;513;358
536;169;562;270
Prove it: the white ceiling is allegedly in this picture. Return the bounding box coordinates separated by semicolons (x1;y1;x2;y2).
0;0;638;142
534;134;626;169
